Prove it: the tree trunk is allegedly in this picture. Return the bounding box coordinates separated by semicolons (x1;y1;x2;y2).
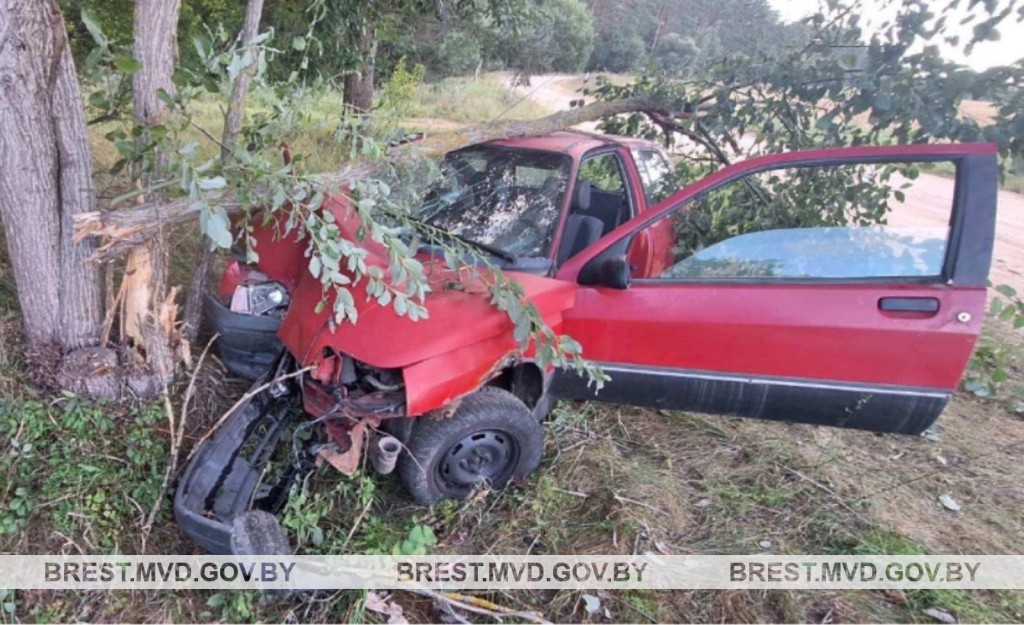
183;0;265;342
343;29;376;114
0;0;101;362
123;0;183;388
221;0;265;160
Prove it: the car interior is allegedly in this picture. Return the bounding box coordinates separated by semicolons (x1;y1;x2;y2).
556;155;633;265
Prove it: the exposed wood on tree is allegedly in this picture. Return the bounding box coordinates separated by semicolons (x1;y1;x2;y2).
74;94;670;255
0;0;102;358
122;0;183;388
183;0;265;341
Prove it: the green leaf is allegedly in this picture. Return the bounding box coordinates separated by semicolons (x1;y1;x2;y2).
80;8;108;47
114;55;143;75
203;208;233;249
292;36;307;51
995;284;1018;298
198;176;227;191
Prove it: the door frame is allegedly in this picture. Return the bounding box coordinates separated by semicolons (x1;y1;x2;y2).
556;143;999;288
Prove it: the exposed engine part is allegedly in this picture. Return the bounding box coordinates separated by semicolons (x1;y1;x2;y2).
340;354;358;385
230;281;290;316
370;436;402;475
364;372;402;392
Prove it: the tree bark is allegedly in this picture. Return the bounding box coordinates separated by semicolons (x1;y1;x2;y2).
0;0;101;357
183;0;265;341
74;94;671;252
124;0;182;385
53;20;103;349
342;28;376;114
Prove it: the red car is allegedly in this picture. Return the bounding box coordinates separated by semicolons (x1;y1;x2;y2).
176;133;998;554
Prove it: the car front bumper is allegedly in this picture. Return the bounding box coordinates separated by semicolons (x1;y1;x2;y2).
173;377;299;554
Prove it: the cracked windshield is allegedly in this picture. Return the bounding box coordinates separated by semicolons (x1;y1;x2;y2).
415;146;571;259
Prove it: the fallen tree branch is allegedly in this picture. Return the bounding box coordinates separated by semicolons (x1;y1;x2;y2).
74;94;668;260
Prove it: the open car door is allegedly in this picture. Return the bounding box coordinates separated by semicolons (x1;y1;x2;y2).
552;144;998;435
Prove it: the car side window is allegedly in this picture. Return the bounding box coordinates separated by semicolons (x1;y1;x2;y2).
569;152;634;240
629;162;953;281
578;153;627;194
631;149;674;205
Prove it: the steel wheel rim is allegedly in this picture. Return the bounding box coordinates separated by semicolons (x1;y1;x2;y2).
436;429;519;496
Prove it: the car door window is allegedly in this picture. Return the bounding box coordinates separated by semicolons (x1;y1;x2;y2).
630;162;952;281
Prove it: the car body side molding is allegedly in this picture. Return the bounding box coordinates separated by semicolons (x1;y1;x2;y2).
550;363;949;435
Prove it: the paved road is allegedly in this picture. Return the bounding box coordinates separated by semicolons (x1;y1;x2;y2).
511;74;1024;294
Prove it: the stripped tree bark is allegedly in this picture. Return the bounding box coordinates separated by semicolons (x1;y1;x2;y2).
74;94;671;254
182;0;265;341
0;0;103;379
121;0;184;394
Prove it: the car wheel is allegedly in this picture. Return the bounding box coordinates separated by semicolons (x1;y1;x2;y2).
398;387;544;504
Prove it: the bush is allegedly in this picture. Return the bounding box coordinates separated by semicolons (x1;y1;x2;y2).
381;56;426;115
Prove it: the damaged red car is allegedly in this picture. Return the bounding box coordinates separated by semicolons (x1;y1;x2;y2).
175;133;998;554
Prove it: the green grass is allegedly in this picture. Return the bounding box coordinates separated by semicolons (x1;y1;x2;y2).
405;74;549;123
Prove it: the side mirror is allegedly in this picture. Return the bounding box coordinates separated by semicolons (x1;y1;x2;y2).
580;255;631;289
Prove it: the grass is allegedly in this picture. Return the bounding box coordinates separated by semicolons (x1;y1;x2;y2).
404;74;550;124
3;74;1024;623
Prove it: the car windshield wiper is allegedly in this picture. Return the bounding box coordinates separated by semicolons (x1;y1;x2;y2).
453;235;517;264
405;215;518;264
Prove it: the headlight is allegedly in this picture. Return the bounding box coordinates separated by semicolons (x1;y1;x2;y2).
229;281;290;316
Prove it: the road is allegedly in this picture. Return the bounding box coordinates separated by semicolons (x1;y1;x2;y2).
509;74;1024;294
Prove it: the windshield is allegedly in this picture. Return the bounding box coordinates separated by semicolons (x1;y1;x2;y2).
414;146;572;259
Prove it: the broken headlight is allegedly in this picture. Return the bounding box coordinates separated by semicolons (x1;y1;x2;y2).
229;280;290;316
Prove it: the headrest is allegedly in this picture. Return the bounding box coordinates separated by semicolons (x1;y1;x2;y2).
573;180;592;212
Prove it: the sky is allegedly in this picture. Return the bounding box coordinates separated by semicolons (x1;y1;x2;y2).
767;0;1024;70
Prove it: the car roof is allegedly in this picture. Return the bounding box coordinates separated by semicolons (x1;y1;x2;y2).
483;130;660;160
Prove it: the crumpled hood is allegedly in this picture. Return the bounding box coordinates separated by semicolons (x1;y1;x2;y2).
275;200;576;370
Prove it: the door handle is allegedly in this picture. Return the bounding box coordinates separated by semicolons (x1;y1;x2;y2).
878;297;940;313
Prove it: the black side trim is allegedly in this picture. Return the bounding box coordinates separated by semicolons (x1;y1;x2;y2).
951;153;998;286
550;365;949;435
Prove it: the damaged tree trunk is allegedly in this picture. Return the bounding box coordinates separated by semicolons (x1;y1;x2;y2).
75;94;668;252
0;0;103;378
121;0;184;394
183;0;265;342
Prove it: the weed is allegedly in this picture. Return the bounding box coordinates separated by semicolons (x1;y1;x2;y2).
0;395;167;551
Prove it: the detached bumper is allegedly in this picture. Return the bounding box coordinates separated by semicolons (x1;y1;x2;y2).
174;381;297;554
205;293;283;381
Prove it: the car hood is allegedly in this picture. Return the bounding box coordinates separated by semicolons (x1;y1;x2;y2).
276;202;577;370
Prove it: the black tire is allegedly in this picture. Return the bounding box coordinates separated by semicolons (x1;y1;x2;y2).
398;387;544;504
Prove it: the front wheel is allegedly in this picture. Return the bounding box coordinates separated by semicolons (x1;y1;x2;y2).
398;387;544;504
